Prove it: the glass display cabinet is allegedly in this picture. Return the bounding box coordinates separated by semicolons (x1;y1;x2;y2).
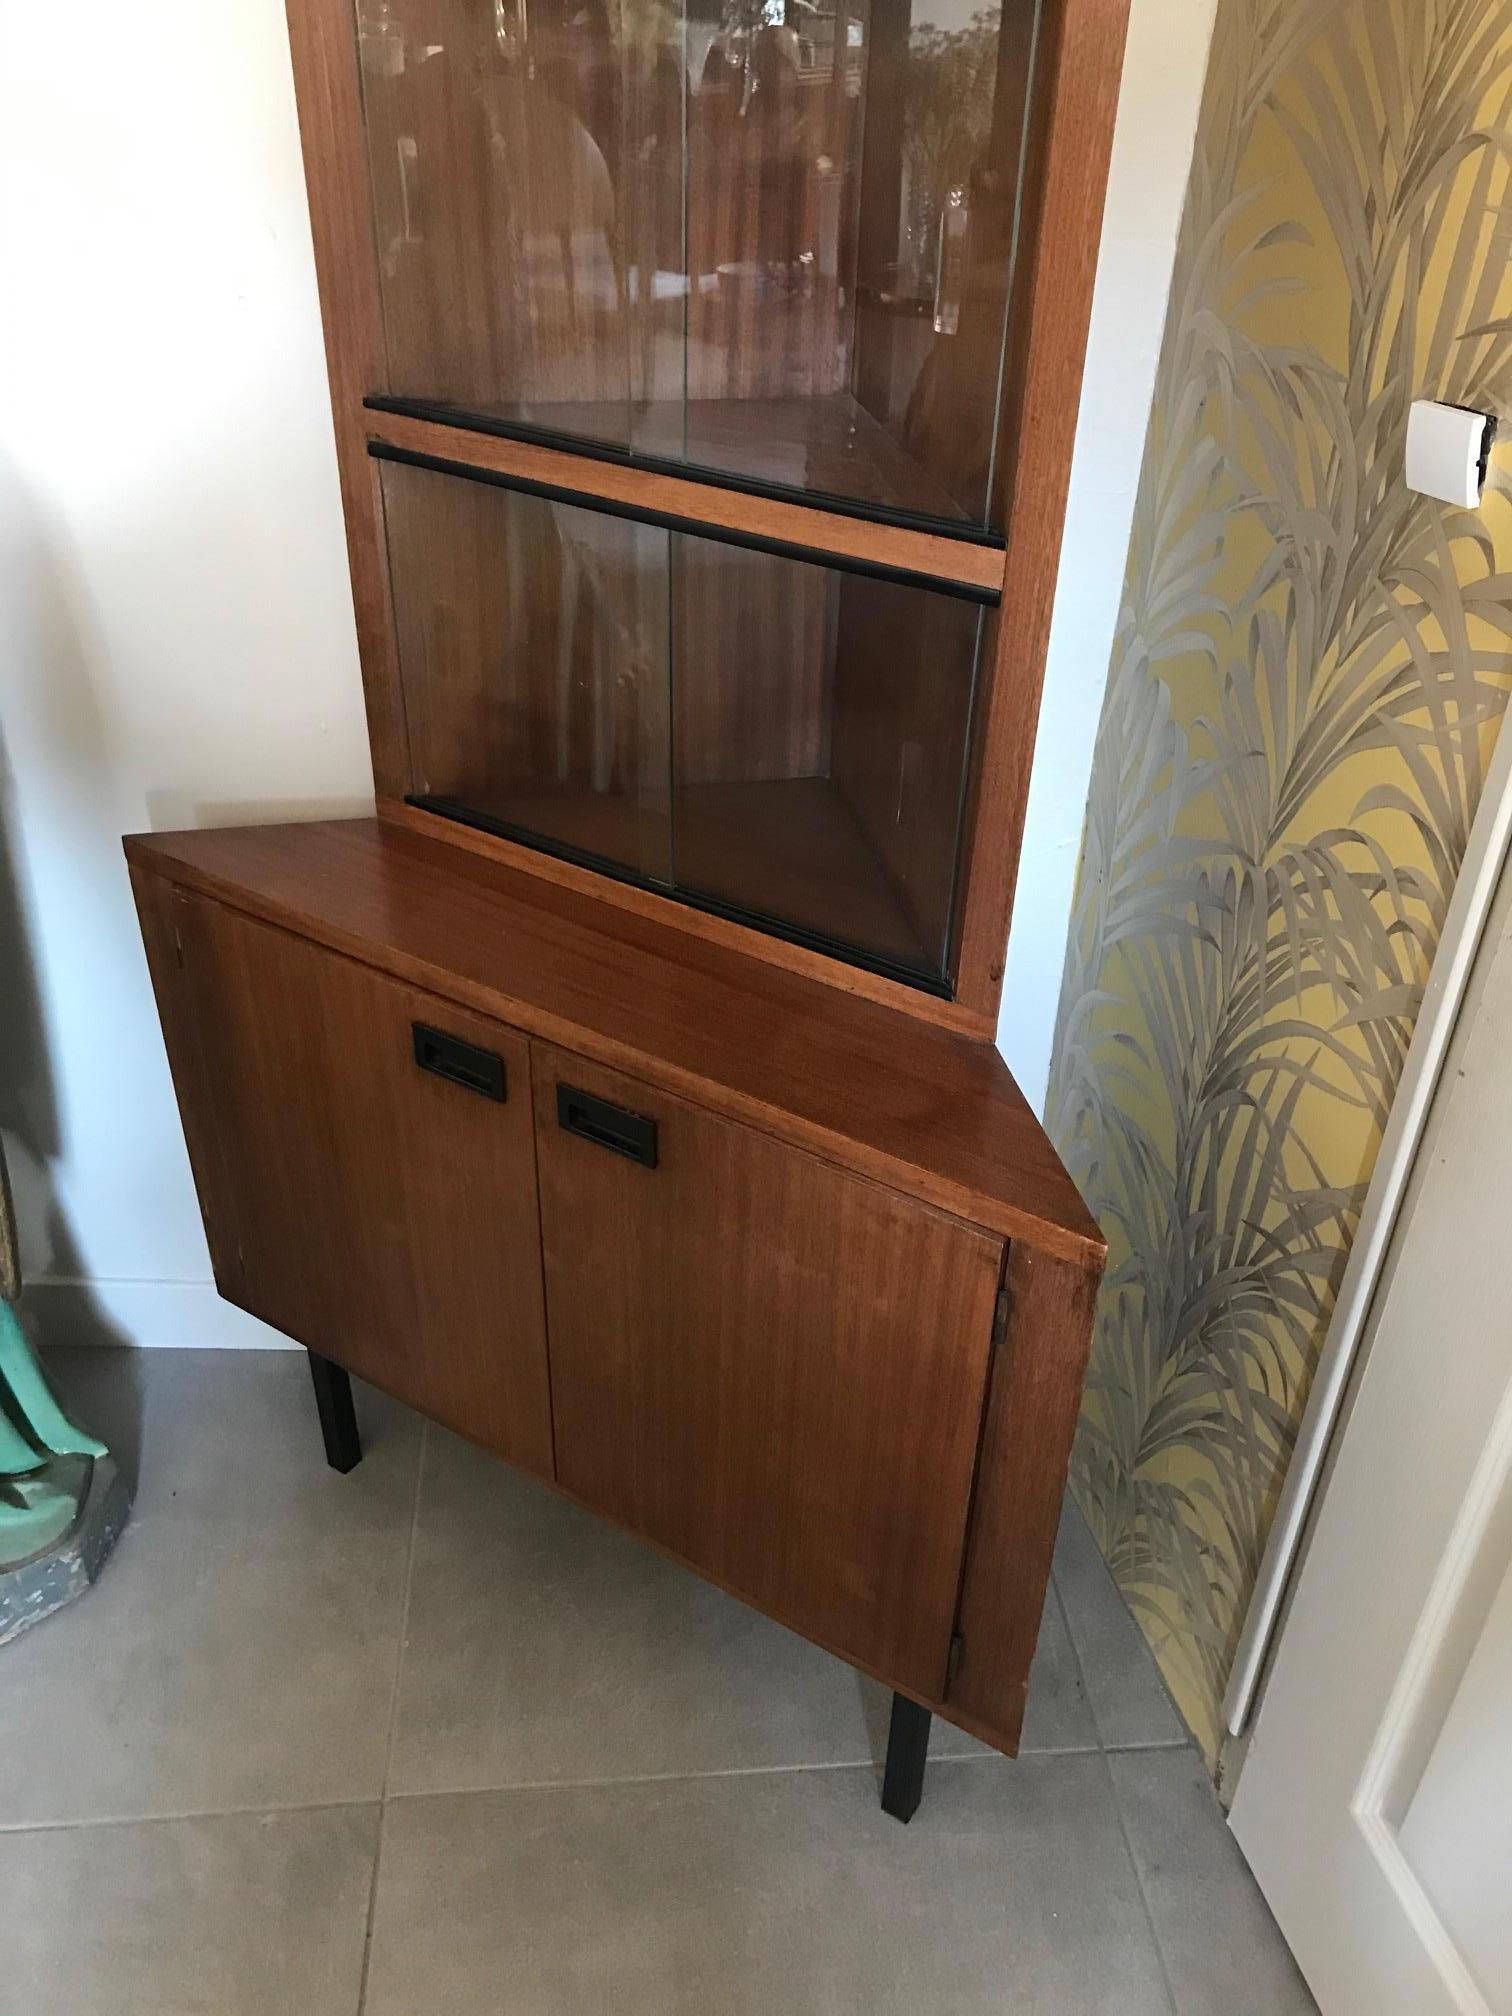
127;0;1128;1823
357;0;1037;531
339;0;1054;996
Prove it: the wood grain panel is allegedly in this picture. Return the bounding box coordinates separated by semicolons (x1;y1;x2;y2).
950;0;1135;1018
136;876;554;1478
124;818;1105;1263
364;409;1007;596
131;864;245;1284
532;1041;1003;1698
947;1240;1103;1746
284;0;410;797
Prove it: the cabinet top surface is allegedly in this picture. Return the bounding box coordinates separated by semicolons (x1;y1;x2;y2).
126;818;1103;1266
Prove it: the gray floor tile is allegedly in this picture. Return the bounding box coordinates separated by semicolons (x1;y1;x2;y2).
1055;1499;1189;1749
1108;1748;1316;2015
389;1427;1095;1795
0;1349;420;1824
366;1758;1172;2016
1;1802;378;2016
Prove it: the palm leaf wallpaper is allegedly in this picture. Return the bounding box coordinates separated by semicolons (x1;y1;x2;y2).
1047;0;1512;1760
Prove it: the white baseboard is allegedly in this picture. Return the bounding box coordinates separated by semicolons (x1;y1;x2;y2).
20;1276;299;1350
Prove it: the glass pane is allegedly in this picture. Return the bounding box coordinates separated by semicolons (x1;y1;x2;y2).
381;462;984;983
679;0;1035;526
671;535;983;977
380;459;673;883
357;0;678;447
356;0;1039;530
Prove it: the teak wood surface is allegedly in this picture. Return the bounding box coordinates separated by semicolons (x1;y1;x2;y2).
135;872;555;1475
124;818;1103;1267
949;1243;1101;1745
366;409;1008;597
950;0;1136;1010
282;0;1135;1027
533;1042;1002;1702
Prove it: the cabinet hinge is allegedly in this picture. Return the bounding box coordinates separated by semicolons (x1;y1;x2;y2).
947;1631;965;1687
991;1284;1012;1353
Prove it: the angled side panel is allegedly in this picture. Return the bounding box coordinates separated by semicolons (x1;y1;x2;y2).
284;0;409;795
946;1239;1102;1748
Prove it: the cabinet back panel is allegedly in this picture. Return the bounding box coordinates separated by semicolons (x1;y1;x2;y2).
531;1040;1002;1698
163;890;555;1478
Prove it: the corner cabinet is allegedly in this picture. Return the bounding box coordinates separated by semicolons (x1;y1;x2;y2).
127;0;1128;1821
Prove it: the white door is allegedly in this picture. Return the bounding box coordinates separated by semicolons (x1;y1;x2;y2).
1229;861;1512;2015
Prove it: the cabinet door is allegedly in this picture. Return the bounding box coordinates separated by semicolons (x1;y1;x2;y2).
350;0;1040;531
532;1042;1002;1698
146;882;553;1478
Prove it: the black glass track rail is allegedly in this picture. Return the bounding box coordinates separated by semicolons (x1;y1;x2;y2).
369;442;1000;607
365;394;1008;554
405;796;956;1001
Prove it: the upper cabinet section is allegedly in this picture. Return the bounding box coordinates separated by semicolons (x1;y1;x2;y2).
354;0;1041;533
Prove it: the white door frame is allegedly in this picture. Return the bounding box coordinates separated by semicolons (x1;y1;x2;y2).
1223;714;1512;1738
1228;840;1512;2011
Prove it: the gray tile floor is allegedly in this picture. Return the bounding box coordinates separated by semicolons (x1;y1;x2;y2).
3;1349;1316;2015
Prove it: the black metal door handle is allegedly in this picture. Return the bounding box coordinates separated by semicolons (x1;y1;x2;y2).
412;1023;507;1101
557;1084;658;1167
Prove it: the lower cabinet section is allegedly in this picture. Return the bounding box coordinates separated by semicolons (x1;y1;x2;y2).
130;837;1103;1758
532;1043;1002;1702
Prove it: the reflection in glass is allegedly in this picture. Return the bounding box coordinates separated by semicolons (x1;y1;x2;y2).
357;0;1039;529
379;458;986;983
670;530;985;976
381;460;673;884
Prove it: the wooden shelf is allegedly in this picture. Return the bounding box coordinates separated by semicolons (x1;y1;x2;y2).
460;392;986;532
123;816;1103;1265
457;774;939;981
364;404;1005;598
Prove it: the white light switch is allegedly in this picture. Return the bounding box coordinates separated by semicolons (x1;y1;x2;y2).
1407;400;1496;510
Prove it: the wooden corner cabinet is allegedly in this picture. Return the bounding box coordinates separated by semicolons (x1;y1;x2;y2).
127;0;1126;1819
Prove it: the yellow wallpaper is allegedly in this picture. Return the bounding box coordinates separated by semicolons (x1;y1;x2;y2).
1047;0;1512;1761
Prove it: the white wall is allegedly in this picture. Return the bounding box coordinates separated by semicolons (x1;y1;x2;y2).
0;0;1213;1346
995;0;1218;1112
0;2;372;1346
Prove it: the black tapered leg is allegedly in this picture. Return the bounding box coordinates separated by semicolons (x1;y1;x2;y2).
307;1352;362;1473
881;1692;931;1823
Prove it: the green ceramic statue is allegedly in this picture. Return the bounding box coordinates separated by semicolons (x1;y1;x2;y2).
0;1137;130;1643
